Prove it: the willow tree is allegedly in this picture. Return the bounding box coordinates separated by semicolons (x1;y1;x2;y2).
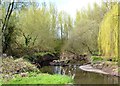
98;4;119;59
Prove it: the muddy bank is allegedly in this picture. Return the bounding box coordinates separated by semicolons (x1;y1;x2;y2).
80;63;119;77
58;52;90;65
80;64;109;74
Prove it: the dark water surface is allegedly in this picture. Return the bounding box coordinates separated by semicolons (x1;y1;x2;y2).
40;65;119;84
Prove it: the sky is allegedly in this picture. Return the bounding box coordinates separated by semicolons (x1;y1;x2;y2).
38;0;102;19
2;0;103;19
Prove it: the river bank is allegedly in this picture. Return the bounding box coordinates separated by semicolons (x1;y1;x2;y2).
80;63;119;77
1;57;73;84
39;65;119;84
59;52;119;77
1;52;119;84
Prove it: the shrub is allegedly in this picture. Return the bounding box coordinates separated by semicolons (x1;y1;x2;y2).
2;57;40;82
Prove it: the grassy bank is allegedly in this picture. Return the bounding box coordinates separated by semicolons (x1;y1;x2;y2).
0;80;2;86
7;72;73;84
2;57;73;84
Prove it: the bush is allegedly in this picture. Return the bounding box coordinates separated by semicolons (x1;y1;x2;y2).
7;73;73;84
2;57;40;82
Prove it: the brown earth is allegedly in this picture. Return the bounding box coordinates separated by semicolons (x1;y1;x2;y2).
60;51;90;65
91;61;119;77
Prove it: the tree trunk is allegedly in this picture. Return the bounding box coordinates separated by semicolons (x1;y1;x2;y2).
2;1;14;53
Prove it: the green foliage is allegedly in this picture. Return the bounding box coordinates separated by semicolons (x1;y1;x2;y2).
63;2;107;54
91;56;104;63
34;52;54;57
2;2;73;56
17;6;54;50
58;11;73;41
2;1;119;62
98;4;119;59
2;9;20;54
7;73;73;84
0;79;2;86
92;51;100;56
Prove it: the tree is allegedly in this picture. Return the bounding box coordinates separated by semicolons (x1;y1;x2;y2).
0;2;2;54
65;1;116;55
2;1;15;54
17;3;58;52
63;2;108;55
119;3;120;62
98;4;119;59
58;11;64;41
49;3;57;37
1;0;32;55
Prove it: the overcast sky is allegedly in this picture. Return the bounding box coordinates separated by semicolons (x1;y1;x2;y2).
2;0;104;19
38;0;102;19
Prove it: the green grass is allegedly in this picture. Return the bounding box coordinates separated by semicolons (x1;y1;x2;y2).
91;56;104;63
7;73;73;84
0;79;2;86
91;56;118;63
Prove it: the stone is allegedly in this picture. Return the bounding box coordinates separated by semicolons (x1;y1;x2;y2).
20;72;28;77
97;64;103;69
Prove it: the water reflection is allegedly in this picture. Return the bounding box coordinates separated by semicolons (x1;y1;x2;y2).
40;65;119;84
54;66;63;74
53;65;77;79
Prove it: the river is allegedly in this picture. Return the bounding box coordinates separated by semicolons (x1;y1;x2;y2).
40;65;119;84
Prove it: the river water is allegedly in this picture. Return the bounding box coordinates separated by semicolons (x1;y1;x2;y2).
40;65;119;84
